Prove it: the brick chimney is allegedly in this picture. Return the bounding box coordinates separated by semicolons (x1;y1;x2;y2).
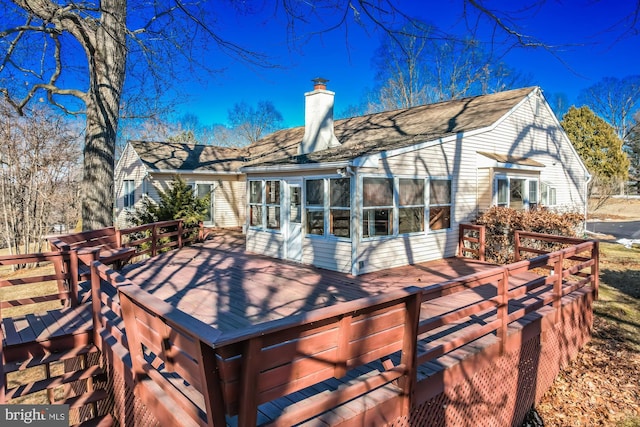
299;78;340;155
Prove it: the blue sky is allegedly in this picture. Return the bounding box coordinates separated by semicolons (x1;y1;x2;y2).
176;1;640;129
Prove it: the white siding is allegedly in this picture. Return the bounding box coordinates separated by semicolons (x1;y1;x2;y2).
246;228;284;258
114;144;148;228
302;238;352;273
214;179;246;228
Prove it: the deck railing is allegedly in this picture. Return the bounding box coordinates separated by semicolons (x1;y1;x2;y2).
119;219;203;259
86;231;598;427
0;251;79;320
458;223;486;261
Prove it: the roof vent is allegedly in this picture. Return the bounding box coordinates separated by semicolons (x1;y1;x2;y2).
298;78;340;155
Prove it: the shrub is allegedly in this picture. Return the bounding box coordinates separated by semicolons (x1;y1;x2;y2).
476;207;584;264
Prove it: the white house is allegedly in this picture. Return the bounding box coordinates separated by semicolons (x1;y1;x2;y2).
114;81;589;276
114;141;246;228
239;80;590;275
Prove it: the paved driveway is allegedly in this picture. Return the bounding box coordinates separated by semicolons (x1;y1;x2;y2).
587;221;640;239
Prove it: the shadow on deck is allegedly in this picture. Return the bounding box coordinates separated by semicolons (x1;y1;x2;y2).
1;226;599;427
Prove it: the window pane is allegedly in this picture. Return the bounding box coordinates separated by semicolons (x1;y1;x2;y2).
497;179;508;206
266;180;280;204
399;179;424;206
430;180;451;205
267;206;280;229
330;178;350;207
363;208;392;237
306;180;324;206
550;188;557;205
330;209;350;238
399;207;424;234
306;210;324;235
249;181;262;203
363;178;393;207
250;205;262;226
429;207;451;230
529;181;538;203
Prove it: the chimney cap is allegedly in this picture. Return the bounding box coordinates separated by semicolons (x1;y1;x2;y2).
312;77;329;90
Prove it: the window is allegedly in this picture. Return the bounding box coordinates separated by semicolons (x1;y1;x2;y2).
123;180;135;208
541;182;557;206
429;179;451;230
330;178;350;238
363;178;393;238
249;181;263;227
265;180;281;230
529;180;538;210
497;178;508;207
399;178;424;234
305;180;324;235
495;176;540;210
305;178;351;238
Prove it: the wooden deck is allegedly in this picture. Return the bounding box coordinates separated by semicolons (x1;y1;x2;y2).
1;227;599;427
120;233;515;333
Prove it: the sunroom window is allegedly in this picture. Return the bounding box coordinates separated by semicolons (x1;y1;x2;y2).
429;179;452;230
330;178;350;238
249;180;263;227
265;180;281;230
494;176;540;211
399;178;425;234
305;179;324;235
363;178;393;238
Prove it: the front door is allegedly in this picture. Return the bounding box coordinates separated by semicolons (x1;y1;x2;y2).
285;182;302;262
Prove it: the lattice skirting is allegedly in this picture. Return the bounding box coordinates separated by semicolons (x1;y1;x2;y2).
390;289;594;427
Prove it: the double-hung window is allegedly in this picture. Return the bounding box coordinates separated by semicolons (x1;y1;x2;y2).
429;179;452;230
305;178;351;238
265;180;281;230
249;180;282;230
541;182;557;206
330;178;350;237
363;178;393;238
249;181;263;227
305;180;324;235
399;178;425;234
123;180;135;209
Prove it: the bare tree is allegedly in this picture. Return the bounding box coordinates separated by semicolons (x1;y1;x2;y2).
2;1;637;230
577;75;640;142
367;22;532;113
0;103;81;255
228;101;284;145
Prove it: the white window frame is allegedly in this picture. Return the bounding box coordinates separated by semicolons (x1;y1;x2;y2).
493;174;540;210
427;178;452;232
248;179;282;231
123;179;135;209
303;176;351;240
541;182;557;207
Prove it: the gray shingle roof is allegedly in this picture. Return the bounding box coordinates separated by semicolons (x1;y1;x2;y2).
130;141;246;173
128;87;537;173
243;87;537;167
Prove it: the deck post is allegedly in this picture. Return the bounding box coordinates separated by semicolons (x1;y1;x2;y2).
591;240;599;299
0;335;5;404
178;220;184;249
118;287;146;380
514;230;522;262
151;223;158;257
478;225;486;261
398;292;421;416
87;248;102;349
197;342;228;427
238;337;263;427
68;250;79;307
497;267;509;354
553;251;565;324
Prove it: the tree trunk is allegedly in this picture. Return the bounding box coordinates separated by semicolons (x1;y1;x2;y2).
81;0;127;231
